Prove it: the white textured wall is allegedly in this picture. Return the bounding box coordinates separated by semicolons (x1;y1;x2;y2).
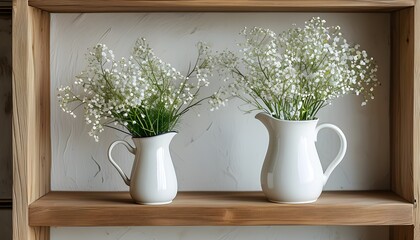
51;13;390;239
51;226;388;240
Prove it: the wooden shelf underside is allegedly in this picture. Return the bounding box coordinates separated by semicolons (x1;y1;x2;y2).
29;191;413;226
28;0;414;13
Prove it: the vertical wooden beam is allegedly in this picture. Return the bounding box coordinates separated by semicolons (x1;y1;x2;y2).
391;1;414;204
390;4;420;240
414;1;420;239
12;0;50;239
8;2;420;240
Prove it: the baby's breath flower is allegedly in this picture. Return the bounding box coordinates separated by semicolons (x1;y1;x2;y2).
213;17;379;120
58;38;216;141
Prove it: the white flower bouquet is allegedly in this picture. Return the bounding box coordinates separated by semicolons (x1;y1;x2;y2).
58;38;216;141
215;17;380;120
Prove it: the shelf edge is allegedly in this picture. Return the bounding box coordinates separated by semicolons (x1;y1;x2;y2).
28;0;415;13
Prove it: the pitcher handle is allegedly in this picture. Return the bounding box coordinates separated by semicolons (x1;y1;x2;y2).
108;140;136;186
315;123;347;186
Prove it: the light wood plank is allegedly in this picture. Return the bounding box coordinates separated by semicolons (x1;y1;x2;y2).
391;3;414;205
12;0;51;239
390;5;420;240
11;1;418;239
29;191;413;227
414;2;420;240
28;0;414;13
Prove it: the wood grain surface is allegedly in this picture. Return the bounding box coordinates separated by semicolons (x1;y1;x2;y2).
414;2;420;239
11;1;419;239
29;191;413;227
413;3;420;239
389;5;419;240
390;4;415;206
12;0;50;239
28;0;414;13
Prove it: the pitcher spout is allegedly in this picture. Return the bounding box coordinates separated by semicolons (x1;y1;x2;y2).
161;131;177;145
255;112;276;131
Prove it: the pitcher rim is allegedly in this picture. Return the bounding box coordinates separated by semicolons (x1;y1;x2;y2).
255;112;319;123
131;131;178;140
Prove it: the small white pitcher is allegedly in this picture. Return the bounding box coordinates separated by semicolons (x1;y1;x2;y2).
256;113;347;204
108;132;178;205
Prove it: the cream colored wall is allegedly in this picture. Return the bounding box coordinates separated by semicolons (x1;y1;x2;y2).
51;13;390;239
51;226;388;240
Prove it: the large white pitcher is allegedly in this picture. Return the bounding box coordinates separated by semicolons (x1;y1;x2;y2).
255;113;347;203
108;132;178;205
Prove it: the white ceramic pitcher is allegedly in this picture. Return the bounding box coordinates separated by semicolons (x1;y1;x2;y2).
108;132;178;205
255;113;347;204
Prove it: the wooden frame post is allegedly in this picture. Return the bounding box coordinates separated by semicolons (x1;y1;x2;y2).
11;0;420;239
390;3;420;240
414;2;420;239
12;0;50;239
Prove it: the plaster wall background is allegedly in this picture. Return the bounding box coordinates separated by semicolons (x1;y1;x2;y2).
51;13;391;239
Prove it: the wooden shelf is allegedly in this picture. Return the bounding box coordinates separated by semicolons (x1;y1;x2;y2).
28;0;414;13
12;0;420;238
29;191;413;227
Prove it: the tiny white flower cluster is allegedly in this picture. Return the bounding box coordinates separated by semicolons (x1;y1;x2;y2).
215;17;379;120
58;38;216;141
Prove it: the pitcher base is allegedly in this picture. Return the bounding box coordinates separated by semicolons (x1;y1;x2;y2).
136;200;173;205
268;199;317;204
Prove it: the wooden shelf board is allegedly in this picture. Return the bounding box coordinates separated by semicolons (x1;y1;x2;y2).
28;0;414;13
29;191;413;226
